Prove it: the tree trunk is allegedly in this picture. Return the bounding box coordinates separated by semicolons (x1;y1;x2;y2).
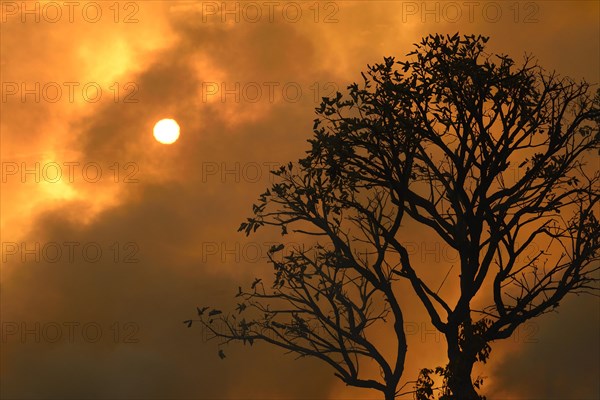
446;348;480;400
384;390;396;400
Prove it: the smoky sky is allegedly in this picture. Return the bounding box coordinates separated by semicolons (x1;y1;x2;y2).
1;1;599;399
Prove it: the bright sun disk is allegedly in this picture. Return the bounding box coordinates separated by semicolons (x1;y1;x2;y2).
153;119;180;144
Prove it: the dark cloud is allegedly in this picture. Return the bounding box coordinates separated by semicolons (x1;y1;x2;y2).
1;177;335;398
488;295;600;399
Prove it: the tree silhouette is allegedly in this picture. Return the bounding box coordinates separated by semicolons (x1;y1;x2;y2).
189;34;599;399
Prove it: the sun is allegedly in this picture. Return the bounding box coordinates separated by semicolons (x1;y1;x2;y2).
153;119;180;144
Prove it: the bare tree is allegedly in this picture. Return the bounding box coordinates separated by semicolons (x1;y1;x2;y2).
188;34;599;399
189;179;411;399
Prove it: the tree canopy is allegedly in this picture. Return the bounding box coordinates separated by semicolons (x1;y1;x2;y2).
189;34;599;399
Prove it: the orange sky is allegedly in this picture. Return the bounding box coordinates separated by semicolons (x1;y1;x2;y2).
1;1;599;399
